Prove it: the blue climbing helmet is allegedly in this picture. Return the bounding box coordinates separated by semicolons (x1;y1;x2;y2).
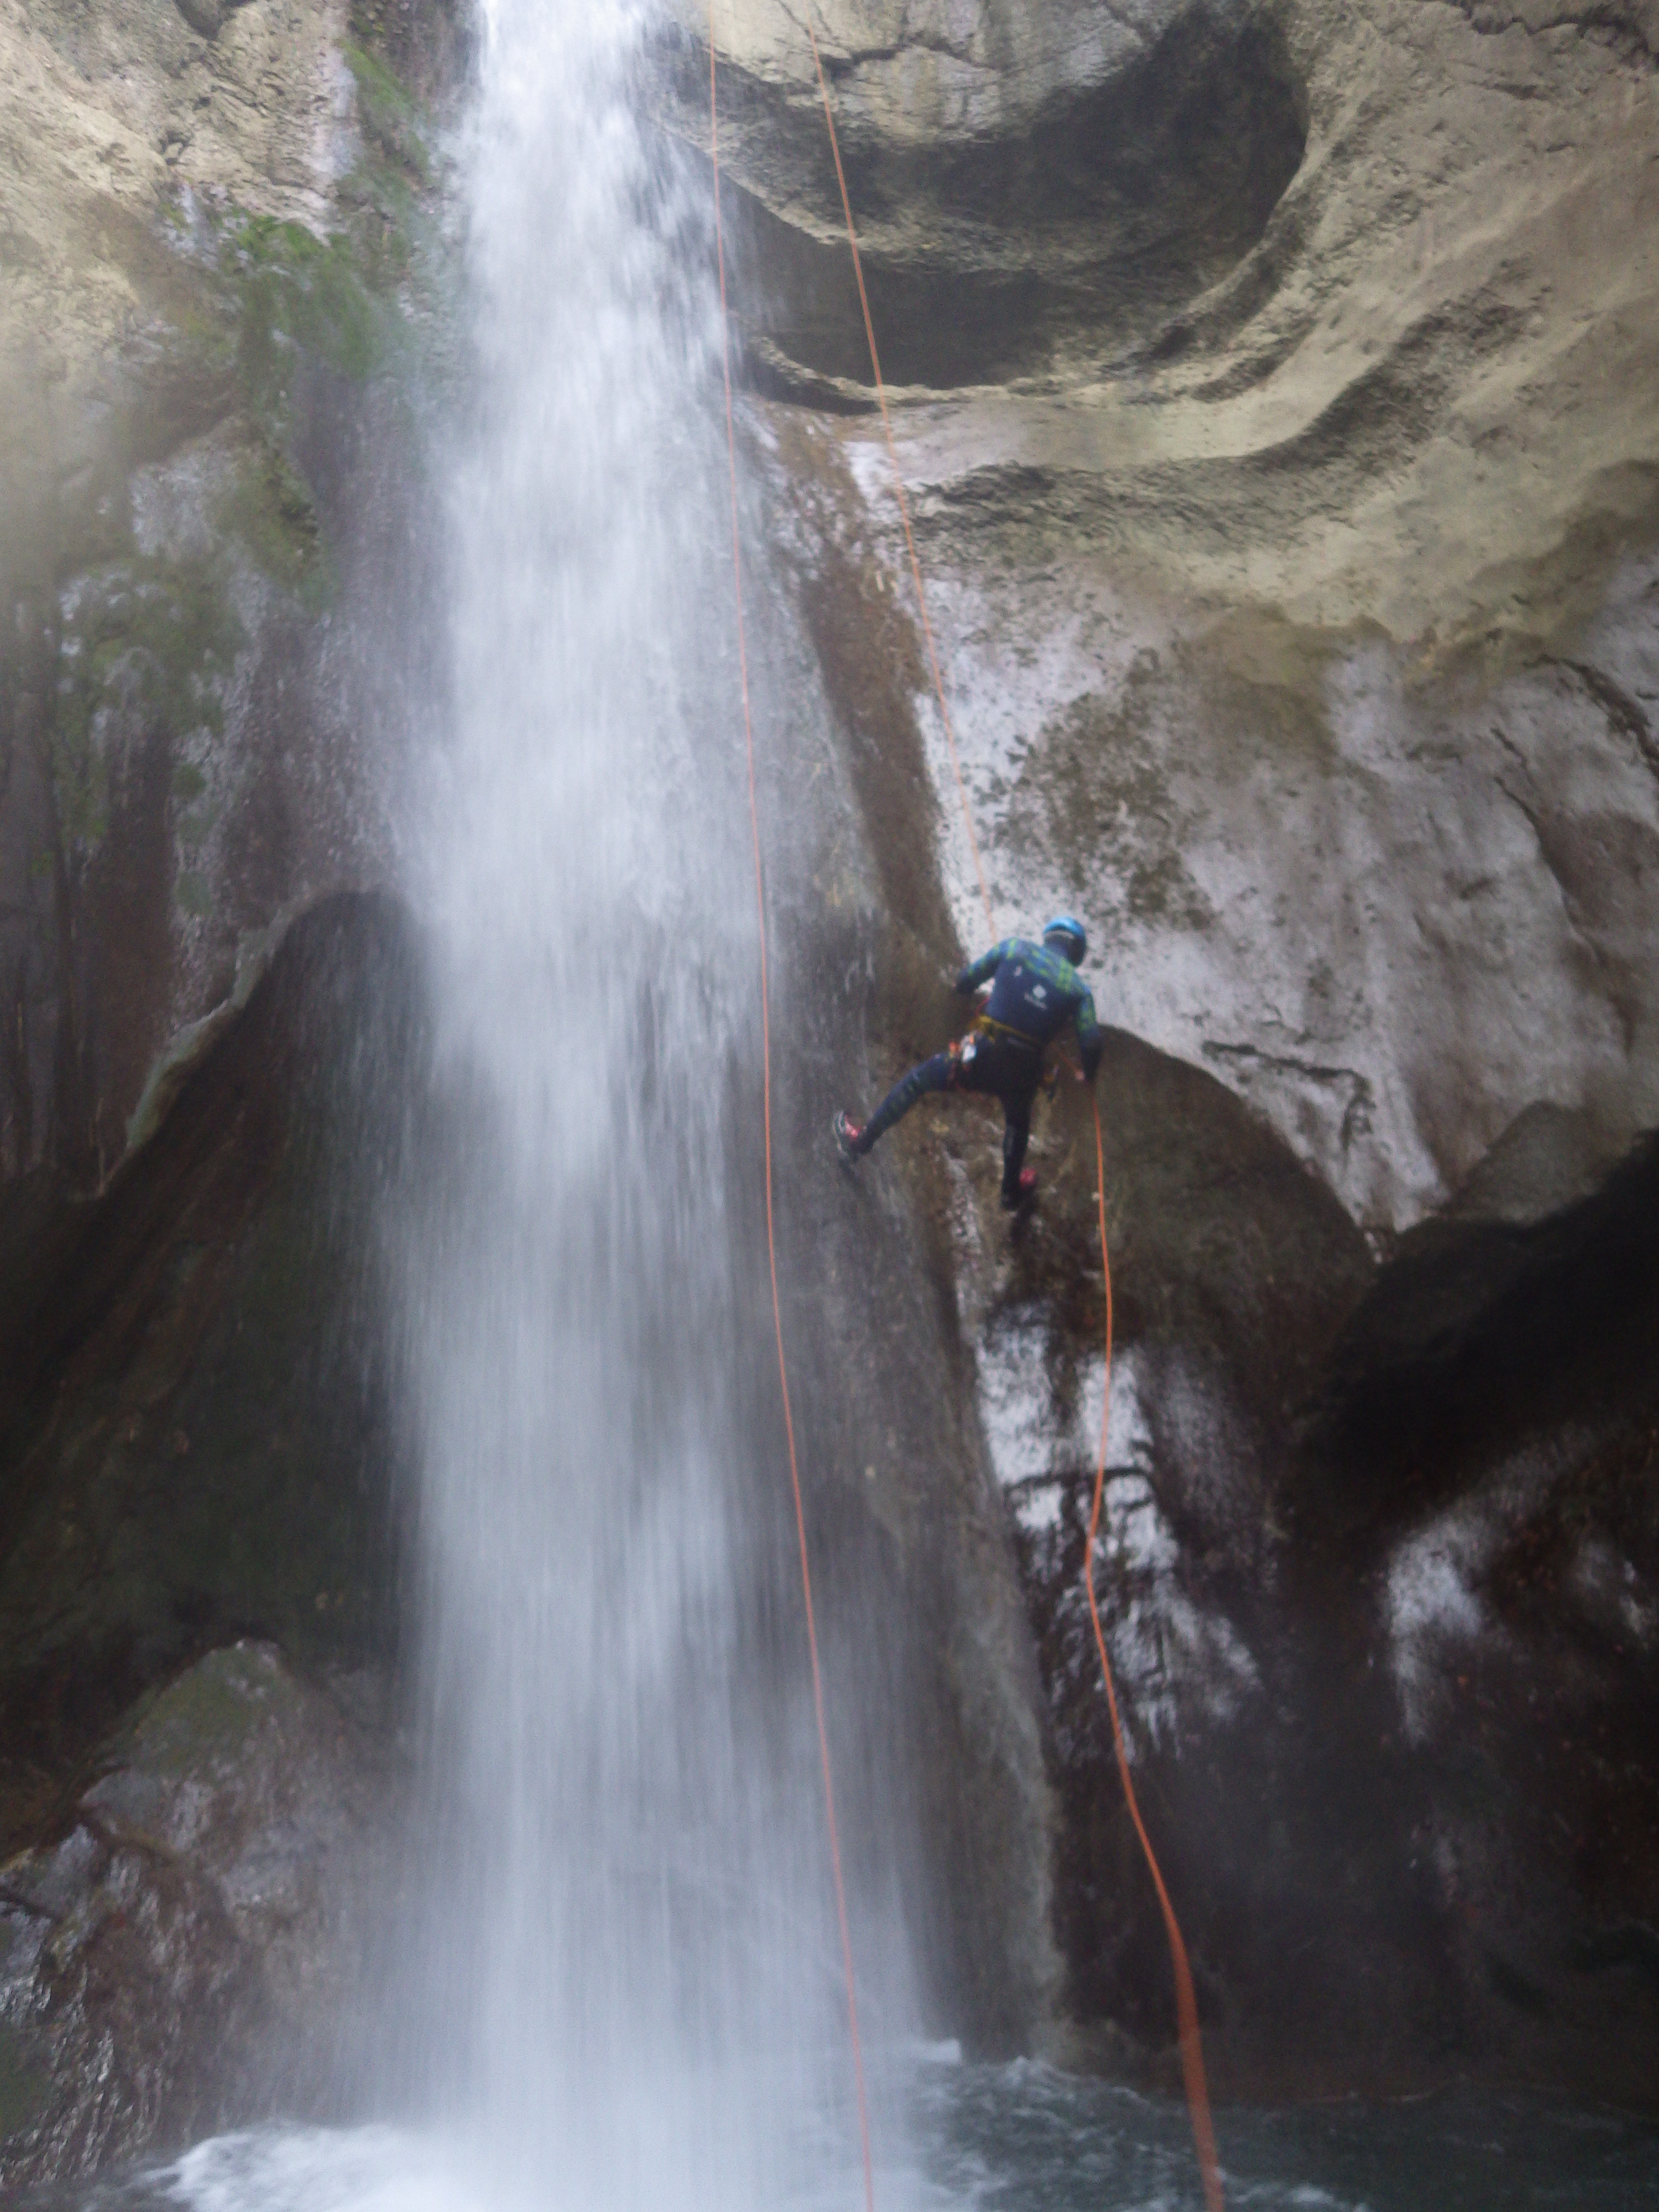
1042;913;1088;966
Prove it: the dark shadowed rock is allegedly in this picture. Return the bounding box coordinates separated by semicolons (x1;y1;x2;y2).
0;1641;390;2190
0;891;423;1790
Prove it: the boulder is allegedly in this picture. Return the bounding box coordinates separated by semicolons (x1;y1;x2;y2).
0;1641;388;2190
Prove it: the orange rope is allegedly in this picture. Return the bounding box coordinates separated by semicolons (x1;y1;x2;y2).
709;19;877;2212
799;19;994;935
1084;1103;1224;2212
801;20;1224;2211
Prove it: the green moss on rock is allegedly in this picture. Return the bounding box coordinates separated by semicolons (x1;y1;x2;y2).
343;39;432;184
51;561;244;858
221;214;396;399
216;438;333;606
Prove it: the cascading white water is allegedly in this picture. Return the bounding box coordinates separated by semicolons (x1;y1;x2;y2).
385;0;884;2203
74;11;915;2208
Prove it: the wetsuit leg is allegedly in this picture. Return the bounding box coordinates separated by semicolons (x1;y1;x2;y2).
1000;1092;1036;1201
855;1050;955;1154
953;1033;1042;1200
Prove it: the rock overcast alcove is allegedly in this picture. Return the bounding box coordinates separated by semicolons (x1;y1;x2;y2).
676;0;1309;391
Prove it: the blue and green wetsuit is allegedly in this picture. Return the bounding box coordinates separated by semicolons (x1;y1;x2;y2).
850;938;1102;1200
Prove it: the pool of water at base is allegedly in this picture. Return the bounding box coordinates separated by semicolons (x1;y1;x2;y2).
907;2050;1658;2212
64;2047;1659;2212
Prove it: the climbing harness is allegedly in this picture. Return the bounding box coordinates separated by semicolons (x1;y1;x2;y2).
711;14;1224;2212
962;1012;1046;1058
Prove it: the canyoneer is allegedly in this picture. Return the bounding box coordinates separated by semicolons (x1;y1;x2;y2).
834;915;1102;1210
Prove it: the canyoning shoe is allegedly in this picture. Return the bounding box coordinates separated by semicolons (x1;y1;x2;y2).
833;1110;865;1168
1000;1168;1038;1212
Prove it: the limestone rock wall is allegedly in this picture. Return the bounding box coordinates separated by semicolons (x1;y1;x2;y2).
680;0;1659;1233
0;0;460;1190
683;0;1659;2103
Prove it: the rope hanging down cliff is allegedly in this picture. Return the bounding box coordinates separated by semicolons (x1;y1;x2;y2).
794;25;1223;2210
711;12;1223;2211
708;15;877;2212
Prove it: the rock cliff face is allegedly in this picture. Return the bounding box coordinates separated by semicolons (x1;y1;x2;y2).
0;0;1655;2176
676;0;1659;2102
0;0;451;2158
682;0;1659;1230
0;0;458;1188
0;895;422;2179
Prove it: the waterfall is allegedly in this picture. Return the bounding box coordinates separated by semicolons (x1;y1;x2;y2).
385;0;885;2203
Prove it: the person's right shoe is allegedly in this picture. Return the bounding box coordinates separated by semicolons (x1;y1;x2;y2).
999;1167;1038;1212
832;1110;865;1168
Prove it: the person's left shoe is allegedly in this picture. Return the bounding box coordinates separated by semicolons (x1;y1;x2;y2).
832;1110;865;1168
999;1167;1038;1212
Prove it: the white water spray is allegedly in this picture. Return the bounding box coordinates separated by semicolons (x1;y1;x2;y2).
385;1;881;2203
81;11;913;2207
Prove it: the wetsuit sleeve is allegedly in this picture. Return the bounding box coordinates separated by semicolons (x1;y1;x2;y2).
1074;987;1103;1081
954;940;1008;995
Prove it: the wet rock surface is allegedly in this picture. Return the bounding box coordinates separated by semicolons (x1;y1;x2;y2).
0;0;461;1190
694;0;1659;2106
795;664;1659;2096
0;895;422;1783
0;1640;388;2190
0;895;419;2180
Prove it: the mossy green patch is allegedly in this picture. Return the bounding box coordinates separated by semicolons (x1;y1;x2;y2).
343;39;432;184
187;174;449;590
336;171;422;294
220;214;395;403
51;562;244;857
216;438;335;609
174;805;216;854
119;1645;284;1779
142;15;454;598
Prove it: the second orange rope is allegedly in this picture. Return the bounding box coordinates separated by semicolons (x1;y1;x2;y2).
709;15;878;2212
800;19;1225;2210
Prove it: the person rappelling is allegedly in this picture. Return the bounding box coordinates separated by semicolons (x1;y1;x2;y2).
833;915;1101;1209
